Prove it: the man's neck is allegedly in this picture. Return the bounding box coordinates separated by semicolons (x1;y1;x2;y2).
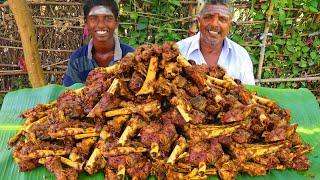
200;40;224;65
93;38;115;54
92;38;115;67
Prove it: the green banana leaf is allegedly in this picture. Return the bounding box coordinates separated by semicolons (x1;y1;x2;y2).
0;84;319;180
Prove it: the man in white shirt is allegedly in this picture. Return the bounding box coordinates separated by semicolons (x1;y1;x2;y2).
176;0;255;85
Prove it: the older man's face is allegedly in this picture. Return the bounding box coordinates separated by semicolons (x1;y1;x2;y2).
198;4;232;46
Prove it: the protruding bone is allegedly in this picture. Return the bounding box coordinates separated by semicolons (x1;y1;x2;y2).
136;56;159;95
167;136;188;165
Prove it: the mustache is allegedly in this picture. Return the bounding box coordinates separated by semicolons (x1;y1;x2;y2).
205;26;221;32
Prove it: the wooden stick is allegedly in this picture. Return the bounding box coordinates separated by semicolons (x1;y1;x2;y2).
254;76;320;83
256;1;274;86
0;45;75;52
0;1;82;7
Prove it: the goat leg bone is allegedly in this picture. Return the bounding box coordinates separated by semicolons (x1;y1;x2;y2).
102;146;148;157
252;95;276;107
74;133;99;139
198;161;206;177
39;156;84;171
167;136;188;165
150;142;159;158
25;149;68;160
136;56;158;96
87;78;119;118
49;127;96;138
176;54;191;67
206;75;231;88
117;164;126;180
69;137;97;162
84;148;106;175
170;96;192;122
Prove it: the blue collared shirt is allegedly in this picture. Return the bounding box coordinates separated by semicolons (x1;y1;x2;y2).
176;32;255;85
63;35;134;86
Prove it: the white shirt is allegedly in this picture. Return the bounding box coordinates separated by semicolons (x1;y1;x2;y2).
176;32;255;85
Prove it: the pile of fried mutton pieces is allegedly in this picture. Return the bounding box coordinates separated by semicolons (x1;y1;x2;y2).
8;42;312;180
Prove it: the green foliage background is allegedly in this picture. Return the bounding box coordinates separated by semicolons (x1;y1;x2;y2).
118;0;319;93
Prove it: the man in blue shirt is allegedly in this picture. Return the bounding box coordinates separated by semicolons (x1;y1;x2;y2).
63;0;134;86
177;0;255;85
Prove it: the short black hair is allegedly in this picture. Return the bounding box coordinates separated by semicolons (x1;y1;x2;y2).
83;0;119;19
205;0;230;4
200;0;233;17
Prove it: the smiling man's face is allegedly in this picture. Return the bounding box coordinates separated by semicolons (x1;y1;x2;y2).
198;4;232;46
84;6;119;42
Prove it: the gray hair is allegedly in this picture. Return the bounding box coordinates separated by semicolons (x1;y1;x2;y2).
199;0;234;18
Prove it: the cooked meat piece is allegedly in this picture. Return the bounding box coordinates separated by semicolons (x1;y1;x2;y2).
232;128;251;144
215;155;239;180
265;123;298;143
107;115;130;132
154;76;172;96
27;120;51;141
239;162;266;176
221;105;254;123
127;158;151;179
104;168;118;180
119;80;135;101
250;119;265;133
228;84;253;105
19;102;55;118
162;41;179;61
65;168;79;180
277;147;293;167
184;84;199;97
129;72;144;94
189;109;207;125
205;100;221;115
151;44;162;55
86;67;114;86
253;154;282;170
107;153;141;169
44;156;66;180
88;91;122;118
190;95;207;111
140;121;177;151
288;132;302;146
291;155;310;170
119;52;135;73
57;90;84;118
161;109;186;127
183;65;207;90
189;141;223;165
134;45;153;62
208;64;225;79
17;159;40;172
172;75;187;88
82;81;112;114
163;62;181;79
